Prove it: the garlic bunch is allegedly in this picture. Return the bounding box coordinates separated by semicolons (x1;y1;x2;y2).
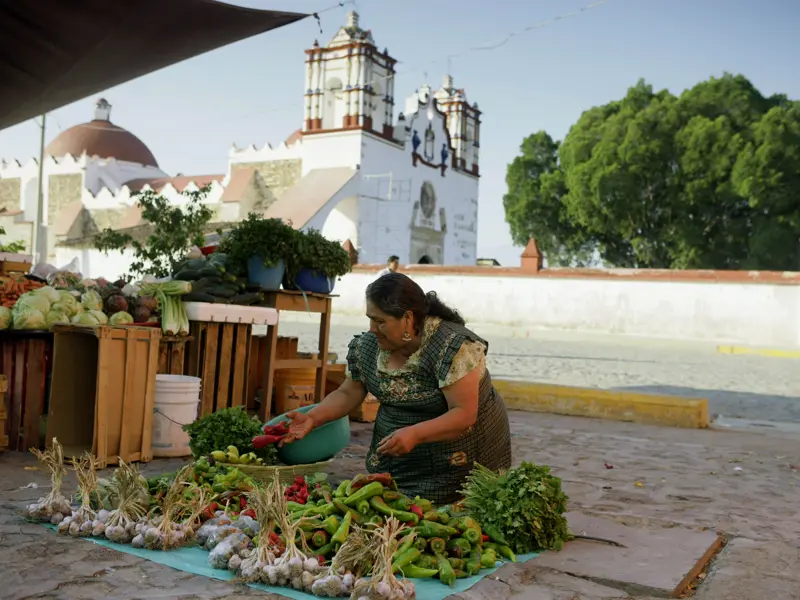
23;439;72;523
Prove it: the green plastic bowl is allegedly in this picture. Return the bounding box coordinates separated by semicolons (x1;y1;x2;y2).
266;404;351;465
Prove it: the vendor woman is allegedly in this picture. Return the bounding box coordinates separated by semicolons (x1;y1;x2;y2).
282;272;512;504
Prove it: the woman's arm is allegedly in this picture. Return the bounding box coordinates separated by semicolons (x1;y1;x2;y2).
307;376;367;429
410;367;479;444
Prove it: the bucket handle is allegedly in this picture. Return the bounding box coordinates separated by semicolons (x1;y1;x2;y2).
153;408;193;428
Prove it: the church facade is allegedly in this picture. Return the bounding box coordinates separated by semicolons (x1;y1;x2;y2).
0;12;481;277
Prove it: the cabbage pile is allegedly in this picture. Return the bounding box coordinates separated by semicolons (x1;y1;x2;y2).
8;286;111;331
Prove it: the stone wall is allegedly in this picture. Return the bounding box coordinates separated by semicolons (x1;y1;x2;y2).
233;159;301;203
0;178;21;212
47;174;82;224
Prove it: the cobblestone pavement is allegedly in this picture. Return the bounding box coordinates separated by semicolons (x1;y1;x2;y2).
275;317;800;424
2;413;799;600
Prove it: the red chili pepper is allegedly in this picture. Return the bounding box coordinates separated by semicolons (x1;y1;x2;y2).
241;509;256;519
240;496;247;509
274;421;290;435
252;434;284;449
317;555;326;566
208;502;219;512
482;534;490;543
350;472;393;492
409;504;424;519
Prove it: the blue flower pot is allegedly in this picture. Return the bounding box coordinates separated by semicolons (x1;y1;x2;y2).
294;267;336;294
266;404;350;465
247;256;285;290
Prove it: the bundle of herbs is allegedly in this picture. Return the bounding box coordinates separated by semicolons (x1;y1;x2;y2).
349;517;416;600
183;407;275;463
24;438;72;523
460;462;569;554
58;452;100;536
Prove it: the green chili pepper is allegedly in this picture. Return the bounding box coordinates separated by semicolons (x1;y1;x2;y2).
314;541;336;558
480;548;497;569
396;533;415;556
343;481;384;507
320;515;340;536
453;568;468;579
367;515;384;527
345;474;366;496
428;537;446;554
331;511;352;545
447;557;466;570
390;497;413;511
413;497;433;513
297;518;321;532
391;548;421;574
413;536;428;552
414;554;436;570
334;480;350;497
435;553;456;587
414;520;458;538
333;500;365;525
368;496;419;524
400;564;438;579
422;510;441;523
482;524;508;545
311;530;329;548
356;499;371;515
460;526;481;545
287;501;308;513
496;544;516;562
302;504;337;518
382;490;404;502
446;538;471;558
465;548;482;576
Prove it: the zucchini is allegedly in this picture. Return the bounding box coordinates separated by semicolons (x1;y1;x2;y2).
198;265;223;278
190;276;222;291
245;283;263;292
208;253;228;266
223;272;238;283
229;292;264;306
209;286;237;298
235;277;248;290
183;292;216;303
186;258;208;270
173;269;201;281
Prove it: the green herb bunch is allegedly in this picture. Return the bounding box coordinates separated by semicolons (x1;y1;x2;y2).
216;213;297;277
289;228;352;284
182;407;276;464
460;462;570;553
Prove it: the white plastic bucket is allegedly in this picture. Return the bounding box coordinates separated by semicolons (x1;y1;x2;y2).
152;374;201;458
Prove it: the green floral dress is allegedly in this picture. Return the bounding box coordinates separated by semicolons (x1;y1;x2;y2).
345;317;512;505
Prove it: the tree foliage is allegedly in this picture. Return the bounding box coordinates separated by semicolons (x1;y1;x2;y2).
95;187;214;278
503;74;800;270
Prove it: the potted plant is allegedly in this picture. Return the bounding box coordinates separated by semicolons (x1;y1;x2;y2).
285;229;352;294
216;213;296;290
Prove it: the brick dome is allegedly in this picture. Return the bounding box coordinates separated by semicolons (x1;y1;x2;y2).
45;99;158;167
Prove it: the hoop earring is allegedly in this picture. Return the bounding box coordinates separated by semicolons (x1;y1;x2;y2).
402;332;412;342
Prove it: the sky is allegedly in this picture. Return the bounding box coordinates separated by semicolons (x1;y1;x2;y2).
2;0;799;266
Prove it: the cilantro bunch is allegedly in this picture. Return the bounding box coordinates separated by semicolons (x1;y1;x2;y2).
460;462;570;554
183;407;275;462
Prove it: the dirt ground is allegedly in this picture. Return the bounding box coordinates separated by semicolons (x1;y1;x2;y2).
1;412;799;600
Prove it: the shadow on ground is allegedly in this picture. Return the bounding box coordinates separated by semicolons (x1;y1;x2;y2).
616;385;800;424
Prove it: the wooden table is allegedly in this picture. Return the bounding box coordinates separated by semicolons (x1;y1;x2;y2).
258;290;334;420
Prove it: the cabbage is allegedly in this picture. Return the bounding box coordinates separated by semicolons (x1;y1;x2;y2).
0;306;11;330
15;292;51;314
46;311;70;328
81;289;103;311
89;310;109;325
109;311;134;326
57;291;80;314
33;285;61;304
13;306;46;330
72;312;100;326
50;301;77;318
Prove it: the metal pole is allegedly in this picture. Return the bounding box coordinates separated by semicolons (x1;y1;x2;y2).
32;113;46;263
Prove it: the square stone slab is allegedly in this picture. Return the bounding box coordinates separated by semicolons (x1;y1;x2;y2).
531;512;722;597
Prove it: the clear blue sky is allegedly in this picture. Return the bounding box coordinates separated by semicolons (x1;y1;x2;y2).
1;0;798;266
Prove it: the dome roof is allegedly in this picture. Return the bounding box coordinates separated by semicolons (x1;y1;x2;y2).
45;99;158;167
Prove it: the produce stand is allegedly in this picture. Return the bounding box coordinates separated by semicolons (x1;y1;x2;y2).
158;335;193;375
46;324;161;468
257;291;333;421
0;330;53;451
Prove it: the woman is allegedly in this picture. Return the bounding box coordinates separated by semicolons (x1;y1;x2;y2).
282;273;511;504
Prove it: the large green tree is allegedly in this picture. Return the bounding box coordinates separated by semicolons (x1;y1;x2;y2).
504;74;800;270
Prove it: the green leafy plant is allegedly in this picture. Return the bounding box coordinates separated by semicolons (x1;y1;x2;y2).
216;213;297;277
288;228;352;285
460;462;570;553
182;406;276;463
94;187;214;278
0;226;26;253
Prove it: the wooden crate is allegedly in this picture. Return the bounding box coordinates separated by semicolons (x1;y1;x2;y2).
186;321;252;417
0;374;7;450
247;336;298;411
158;335;192;374
0;332;52;451
46;325;161;468
0;252;33;275
325;365;379;423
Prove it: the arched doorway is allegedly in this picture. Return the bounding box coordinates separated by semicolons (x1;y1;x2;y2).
418;255;432;264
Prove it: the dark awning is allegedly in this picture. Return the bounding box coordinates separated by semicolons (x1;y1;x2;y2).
0;0;306;130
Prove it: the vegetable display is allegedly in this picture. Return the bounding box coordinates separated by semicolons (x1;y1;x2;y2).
23;438;71;522
183;407;277;464
172;254;265;306
139;280;191;335
460;462;570;553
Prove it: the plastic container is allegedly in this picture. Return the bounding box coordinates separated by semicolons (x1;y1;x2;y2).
294;267;335;294
274;368;317;415
267;403;350;465
247;256;285;290
182;302;278;325
151;374;201;458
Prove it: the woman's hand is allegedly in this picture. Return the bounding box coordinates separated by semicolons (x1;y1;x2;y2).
279;411;315;446
377;427;419;456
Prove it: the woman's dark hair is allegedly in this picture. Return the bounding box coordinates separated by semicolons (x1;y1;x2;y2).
366;272;465;333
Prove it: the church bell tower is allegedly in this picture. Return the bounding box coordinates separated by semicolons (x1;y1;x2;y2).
303;11;398;141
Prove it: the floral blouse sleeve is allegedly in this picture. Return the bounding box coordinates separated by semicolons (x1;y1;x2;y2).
439;340;486;388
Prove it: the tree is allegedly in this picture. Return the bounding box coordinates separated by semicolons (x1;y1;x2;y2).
95;187;214;278
504;74;800;270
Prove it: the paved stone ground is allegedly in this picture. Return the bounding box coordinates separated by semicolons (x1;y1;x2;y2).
275;317;800;424
2;413;799;600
